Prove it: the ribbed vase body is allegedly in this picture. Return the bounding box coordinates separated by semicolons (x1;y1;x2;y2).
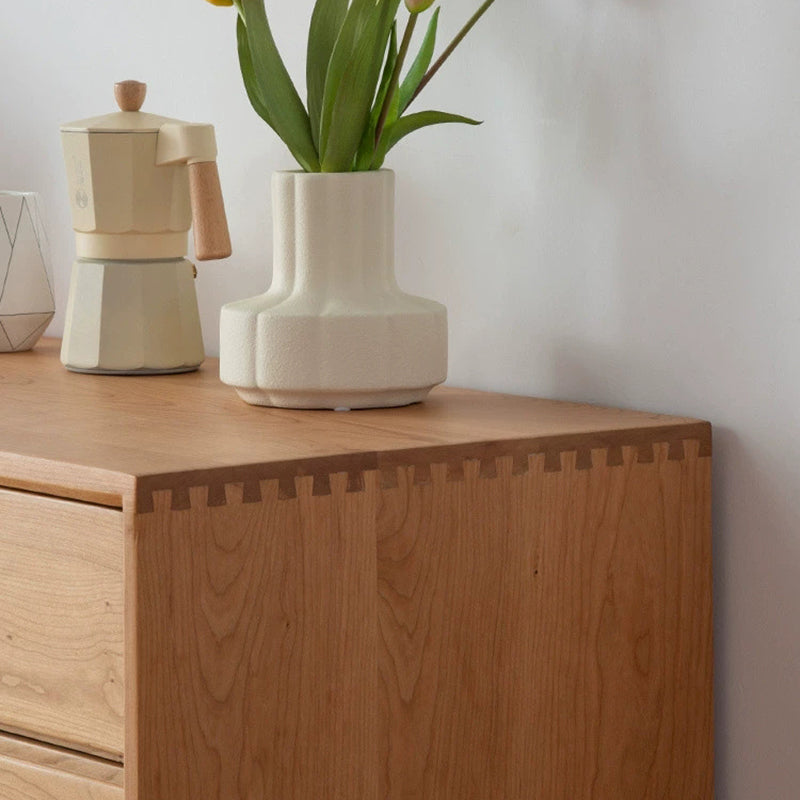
220;170;447;409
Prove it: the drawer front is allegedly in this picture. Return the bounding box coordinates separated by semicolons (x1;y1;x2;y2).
0;488;124;759
0;732;123;799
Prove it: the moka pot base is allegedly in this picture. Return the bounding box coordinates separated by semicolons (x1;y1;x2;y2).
60;258;205;375
66;364;200;376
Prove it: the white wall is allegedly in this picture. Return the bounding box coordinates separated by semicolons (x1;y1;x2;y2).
2;0;799;796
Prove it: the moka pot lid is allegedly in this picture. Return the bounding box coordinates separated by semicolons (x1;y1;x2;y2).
60;80;183;133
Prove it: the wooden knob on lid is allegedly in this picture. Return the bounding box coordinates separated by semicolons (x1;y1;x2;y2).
114;80;147;112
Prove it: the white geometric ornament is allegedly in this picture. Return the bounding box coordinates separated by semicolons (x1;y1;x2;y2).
0;192;55;353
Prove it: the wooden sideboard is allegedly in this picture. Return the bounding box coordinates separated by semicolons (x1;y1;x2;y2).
0;340;713;799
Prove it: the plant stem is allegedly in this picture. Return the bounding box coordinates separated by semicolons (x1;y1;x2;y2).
407;0;496;110
375;13;418;147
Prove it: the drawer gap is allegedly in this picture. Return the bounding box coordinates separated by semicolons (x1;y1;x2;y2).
0;728;124;786
0;723;123;764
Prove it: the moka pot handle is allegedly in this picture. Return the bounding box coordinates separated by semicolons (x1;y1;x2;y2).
156;123;232;262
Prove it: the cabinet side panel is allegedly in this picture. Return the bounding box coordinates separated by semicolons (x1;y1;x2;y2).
377;444;713;800
127;477;379;800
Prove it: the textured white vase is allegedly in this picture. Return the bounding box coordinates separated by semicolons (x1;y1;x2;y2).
0;192;55;353
220;170;447;409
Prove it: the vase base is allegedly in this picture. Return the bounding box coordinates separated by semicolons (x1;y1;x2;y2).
234;385;436;410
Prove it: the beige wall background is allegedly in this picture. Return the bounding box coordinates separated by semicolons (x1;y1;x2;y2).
2;1;799;796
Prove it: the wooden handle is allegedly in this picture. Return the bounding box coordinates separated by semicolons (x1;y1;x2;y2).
188;161;232;261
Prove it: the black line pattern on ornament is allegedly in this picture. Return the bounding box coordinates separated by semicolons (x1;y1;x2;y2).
0;207;10;296
14;315;53;351
28;197;55;303
0;200;24;306
10;198;22;247
0;206;10;246
27;197;42;252
0;311;54;317
0;216;10;302
0;319;12;351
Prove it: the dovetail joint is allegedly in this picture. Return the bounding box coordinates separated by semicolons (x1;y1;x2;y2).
135;434;710;513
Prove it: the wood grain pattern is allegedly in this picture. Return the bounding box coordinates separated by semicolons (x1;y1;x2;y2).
0;342;713;799
128;446;712;800
0;489;124;760
0;340;708;512
0;732;123;786
0;731;122;800
188;161;232;261
377;443;712;799
127;477;379;800
133;425;710;514
114;80;146;113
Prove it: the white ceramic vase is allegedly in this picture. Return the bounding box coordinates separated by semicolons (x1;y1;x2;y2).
0;192;55;353
220;170;447;409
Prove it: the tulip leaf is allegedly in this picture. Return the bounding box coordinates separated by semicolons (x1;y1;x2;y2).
307;0;348;152
372;109;482;168
321;0;401;172
239;0;320;172
237;17;276;129
399;7;439;114
318;0;377;162
355;23;398;171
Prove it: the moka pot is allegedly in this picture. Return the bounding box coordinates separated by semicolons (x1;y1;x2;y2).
60;81;231;374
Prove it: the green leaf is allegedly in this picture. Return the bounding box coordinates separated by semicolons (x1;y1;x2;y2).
307;0;349;152
320;0;401;172
355;22;398;171
371;22;399;130
239;0;320;172
372;110;482;168
237;16;276;129
399;7;439;114
318;0;376;162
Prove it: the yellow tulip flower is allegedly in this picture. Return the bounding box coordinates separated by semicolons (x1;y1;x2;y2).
405;0;436;13
205;0;234;6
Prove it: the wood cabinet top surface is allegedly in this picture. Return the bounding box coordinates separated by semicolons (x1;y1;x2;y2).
0;340;709;507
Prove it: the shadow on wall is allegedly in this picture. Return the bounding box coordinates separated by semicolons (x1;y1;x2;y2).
548;332;800;800
470;1;800;795
708;425;800;800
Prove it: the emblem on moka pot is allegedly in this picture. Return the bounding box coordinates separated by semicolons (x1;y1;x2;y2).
60;81;231;374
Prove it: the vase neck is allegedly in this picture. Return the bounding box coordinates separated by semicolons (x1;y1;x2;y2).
271;171;397;297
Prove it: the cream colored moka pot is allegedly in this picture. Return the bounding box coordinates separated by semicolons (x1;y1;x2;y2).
60;81;231;374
